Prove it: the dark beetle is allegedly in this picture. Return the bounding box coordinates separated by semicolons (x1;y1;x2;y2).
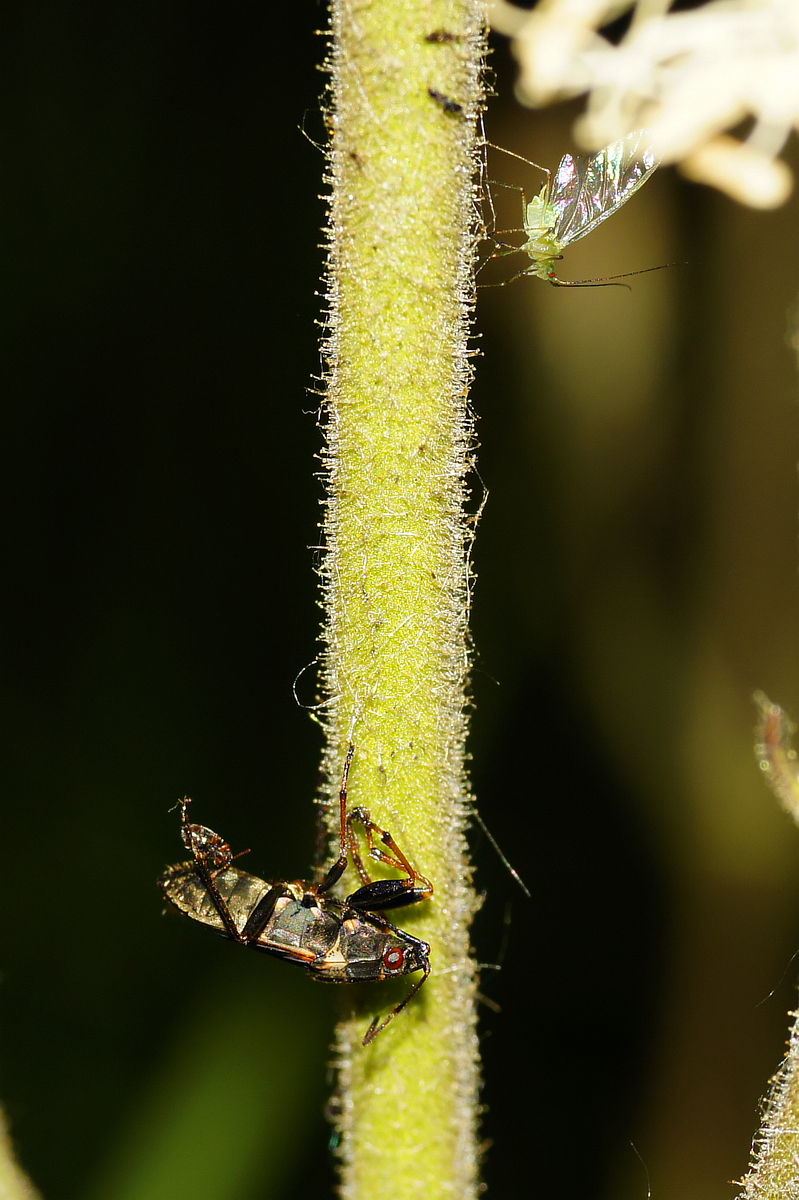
159;746;433;1044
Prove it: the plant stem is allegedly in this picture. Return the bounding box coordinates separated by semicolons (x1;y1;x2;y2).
320;2;485;1197
0;1112;39;1200
737;694;799;1200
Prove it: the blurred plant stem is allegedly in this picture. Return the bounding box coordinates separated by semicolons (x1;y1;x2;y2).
320;1;485;1197
0;1112;39;1200
82;971;329;1200
736;695;799;1200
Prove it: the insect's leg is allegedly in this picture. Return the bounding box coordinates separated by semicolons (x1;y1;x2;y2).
344;803;373;887
348;807;417;877
476;235;527;282
488;236;525;258
479;264;538;289
483;178;531;258
480;131;498;250
240;884;293;943
362;954;432;1045
175;798;247;942
488;177;528;214
484;146;553;279
346;807;434;910
487;141;550;181
189;857;247;943
317;743;355;895
180;801;251;881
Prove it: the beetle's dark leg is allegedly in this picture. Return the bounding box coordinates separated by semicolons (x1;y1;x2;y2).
190;858;247;943
240;884;291;942
317;743;355;895
362;954;432;1046
347;874;432;911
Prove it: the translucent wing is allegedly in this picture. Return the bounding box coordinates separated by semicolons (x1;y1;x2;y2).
551;131;659;248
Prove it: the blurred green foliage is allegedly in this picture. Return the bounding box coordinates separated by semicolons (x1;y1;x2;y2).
84;965;331;1200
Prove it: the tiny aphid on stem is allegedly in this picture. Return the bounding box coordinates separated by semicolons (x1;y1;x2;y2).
487;132;666;289
424;29;461;43
428;87;464;116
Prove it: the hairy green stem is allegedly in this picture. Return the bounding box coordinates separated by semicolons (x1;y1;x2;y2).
320;2;486;1197
736;1007;799;1200
737;694;799;1200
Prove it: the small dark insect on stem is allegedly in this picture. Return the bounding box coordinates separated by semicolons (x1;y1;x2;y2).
428;87;464;116
424;29;462;43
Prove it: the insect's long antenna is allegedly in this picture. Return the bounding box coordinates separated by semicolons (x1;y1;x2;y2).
552;262;679;288
556;278;632;291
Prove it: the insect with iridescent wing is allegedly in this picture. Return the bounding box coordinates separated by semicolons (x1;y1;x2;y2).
487;131;665;288
158;746;433;1045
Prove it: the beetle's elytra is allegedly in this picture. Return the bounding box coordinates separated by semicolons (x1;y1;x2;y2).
158;746;433;1044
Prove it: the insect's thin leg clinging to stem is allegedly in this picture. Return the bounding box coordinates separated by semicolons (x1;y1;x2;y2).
487;141;552;230
348;807;434;899
487;140;551;180
317;742;355;894
487;176;533;237
346;809;373;887
480;260;560;289
489;236;527;257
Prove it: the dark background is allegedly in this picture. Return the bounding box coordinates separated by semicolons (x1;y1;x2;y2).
3;5;799;1200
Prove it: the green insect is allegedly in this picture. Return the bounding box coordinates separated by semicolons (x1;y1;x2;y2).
489;131;663;288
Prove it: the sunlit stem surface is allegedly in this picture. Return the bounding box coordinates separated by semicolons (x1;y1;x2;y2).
320;2;485;1198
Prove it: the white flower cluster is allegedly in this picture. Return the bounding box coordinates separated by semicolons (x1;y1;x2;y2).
488;0;798;207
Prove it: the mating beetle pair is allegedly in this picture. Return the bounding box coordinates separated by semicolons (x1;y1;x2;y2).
158;746;433;1044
